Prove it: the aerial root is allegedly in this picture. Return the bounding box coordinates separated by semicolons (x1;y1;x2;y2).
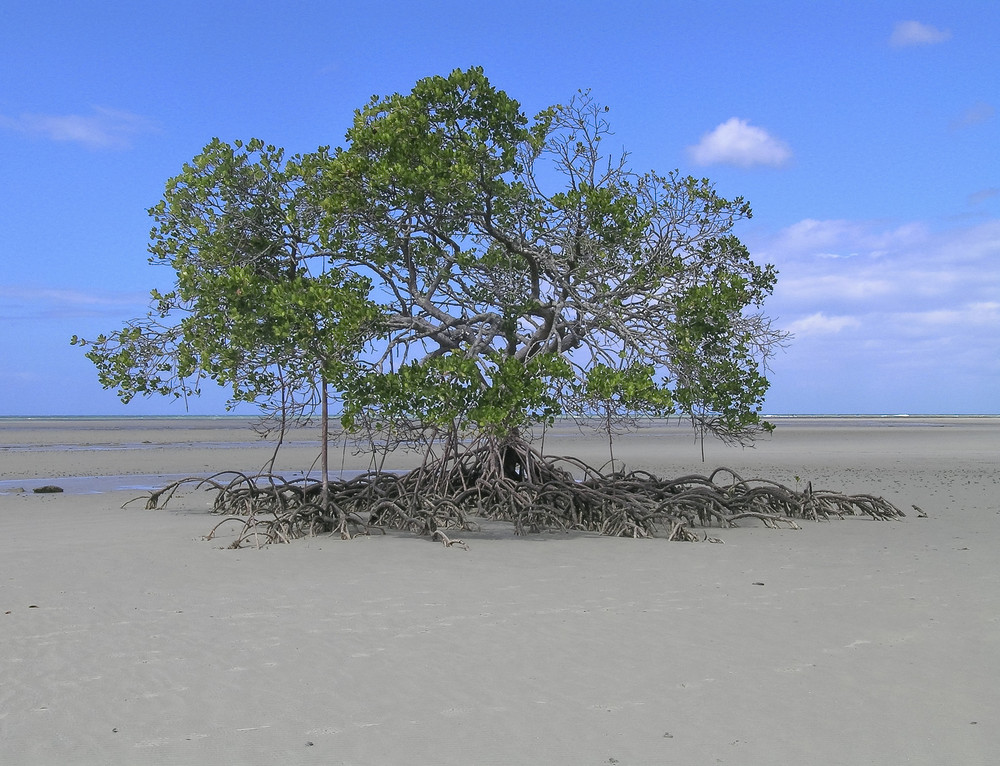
135;441;906;548
431;530;470;550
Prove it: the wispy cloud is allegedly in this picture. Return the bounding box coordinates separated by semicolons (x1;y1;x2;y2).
764;218;1000;308
687;118;792;168
764;218;930;260
897;301;1000;329
0;106;158;149
0;285;148;319
786;312;861;337
778;273;897;302
756;217;1000;410
889;20;952;48
968;187;1000;206
951;102;995;129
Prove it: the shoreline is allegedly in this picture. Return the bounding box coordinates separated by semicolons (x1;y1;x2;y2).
3;414;997;489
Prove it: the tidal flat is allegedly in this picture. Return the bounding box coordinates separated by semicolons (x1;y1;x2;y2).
2;416;998;764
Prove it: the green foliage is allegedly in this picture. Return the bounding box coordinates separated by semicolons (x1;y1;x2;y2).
73;137;381;416
75;67;787;447
582;363;674;417
342;352;572;438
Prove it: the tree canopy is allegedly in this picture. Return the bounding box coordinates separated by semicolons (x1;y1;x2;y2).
75;66;785;450
72;68;912;548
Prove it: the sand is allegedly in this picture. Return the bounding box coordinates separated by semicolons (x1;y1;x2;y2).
1;417;998;764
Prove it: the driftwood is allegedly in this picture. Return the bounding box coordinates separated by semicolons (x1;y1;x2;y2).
129;439;905;549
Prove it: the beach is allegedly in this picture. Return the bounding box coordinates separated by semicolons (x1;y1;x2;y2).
2;417;998;764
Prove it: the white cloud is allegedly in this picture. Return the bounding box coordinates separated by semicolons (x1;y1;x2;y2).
687;118;792;168
757;218;999;378
763;218;930;261
777;274;895;302
785;312;861;336
897;302;1000;329
759;218;1000;413
890;20;952;48
0;106;158;149
767;219;1000;304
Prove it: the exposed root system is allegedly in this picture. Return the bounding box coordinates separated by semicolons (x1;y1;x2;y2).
130;441;905;548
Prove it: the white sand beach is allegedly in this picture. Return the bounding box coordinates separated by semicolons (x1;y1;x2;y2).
1;417;998;764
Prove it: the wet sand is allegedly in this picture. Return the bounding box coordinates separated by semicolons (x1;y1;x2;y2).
2;417;998;764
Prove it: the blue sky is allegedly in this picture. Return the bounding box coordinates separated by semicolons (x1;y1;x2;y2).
1;1;997;415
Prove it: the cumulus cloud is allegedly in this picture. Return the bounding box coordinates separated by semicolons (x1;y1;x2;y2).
0;106;158;149
687;118;792;168
890;20;952;47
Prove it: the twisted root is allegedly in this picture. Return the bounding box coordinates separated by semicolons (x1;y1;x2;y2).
132;446;905;548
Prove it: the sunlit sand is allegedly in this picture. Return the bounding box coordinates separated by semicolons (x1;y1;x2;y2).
2;417;997;764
